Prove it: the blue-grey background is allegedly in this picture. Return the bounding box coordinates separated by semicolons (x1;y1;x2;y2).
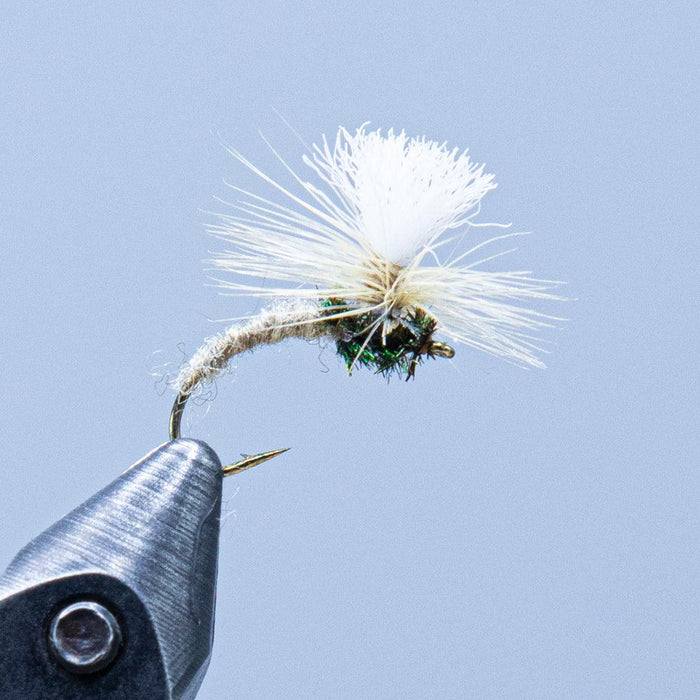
1;2;697;698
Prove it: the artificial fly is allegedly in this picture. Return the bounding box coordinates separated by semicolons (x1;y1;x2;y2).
170;125;563;471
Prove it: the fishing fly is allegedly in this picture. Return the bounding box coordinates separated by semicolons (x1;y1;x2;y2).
170;125;562;465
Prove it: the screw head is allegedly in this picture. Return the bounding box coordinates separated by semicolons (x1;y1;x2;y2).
48;601;122;674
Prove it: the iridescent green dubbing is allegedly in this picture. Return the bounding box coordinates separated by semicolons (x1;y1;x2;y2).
322;298;450;380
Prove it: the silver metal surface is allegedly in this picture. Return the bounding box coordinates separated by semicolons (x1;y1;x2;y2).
49;600;122;674
0;439;223;699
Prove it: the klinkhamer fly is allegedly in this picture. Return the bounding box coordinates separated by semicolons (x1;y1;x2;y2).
170;125;563;473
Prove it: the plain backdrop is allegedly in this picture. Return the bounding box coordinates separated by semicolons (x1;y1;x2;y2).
1;2;698;698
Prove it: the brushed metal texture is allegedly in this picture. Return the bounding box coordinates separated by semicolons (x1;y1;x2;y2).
0;438;223;699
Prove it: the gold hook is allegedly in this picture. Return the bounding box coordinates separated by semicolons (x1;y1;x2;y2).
169;391;290;478
222;448;290;477
430;341;455;359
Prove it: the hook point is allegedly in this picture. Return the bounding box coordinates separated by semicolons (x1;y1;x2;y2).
222;447;290;477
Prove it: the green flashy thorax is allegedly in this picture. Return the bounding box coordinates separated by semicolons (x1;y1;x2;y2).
322;298;440;380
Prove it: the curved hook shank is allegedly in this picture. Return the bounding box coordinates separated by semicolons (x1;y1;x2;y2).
169;392;188;441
